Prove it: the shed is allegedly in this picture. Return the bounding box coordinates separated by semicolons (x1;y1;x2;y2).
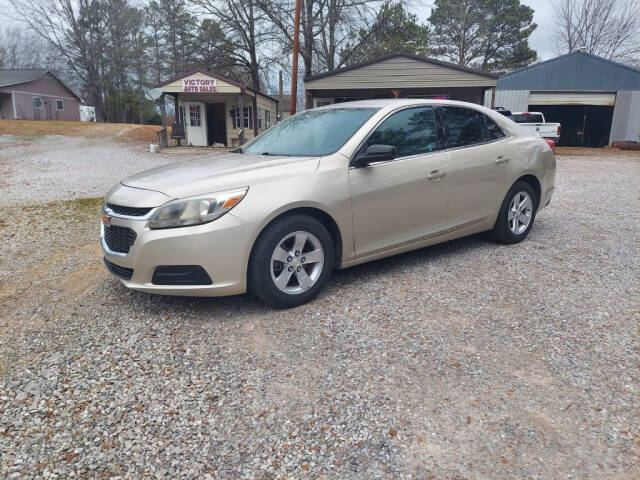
153;70;278;147
0;69;82;121
305;53;497;107
488;52;640;146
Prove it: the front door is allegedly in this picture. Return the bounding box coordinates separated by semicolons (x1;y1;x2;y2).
349;106;451;257
186;102;206;146
439;106;513;227
206;103;227;146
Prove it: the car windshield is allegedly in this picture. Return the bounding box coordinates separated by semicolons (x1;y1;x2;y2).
511;113;544;123
242;107;379;156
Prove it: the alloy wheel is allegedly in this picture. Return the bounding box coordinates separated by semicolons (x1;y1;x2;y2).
508;191;533;235
270;231;325;294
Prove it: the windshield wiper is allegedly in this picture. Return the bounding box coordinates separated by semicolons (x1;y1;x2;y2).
260;152;291;156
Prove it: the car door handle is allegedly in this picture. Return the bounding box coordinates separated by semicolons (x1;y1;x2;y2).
495;156;510;164
427;170;447;180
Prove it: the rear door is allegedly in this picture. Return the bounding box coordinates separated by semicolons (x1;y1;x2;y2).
348;106;450;257
439;106;513;227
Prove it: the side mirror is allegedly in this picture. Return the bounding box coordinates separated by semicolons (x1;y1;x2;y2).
353;144;395;168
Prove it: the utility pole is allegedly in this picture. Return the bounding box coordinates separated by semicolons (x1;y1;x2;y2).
290;0;302;116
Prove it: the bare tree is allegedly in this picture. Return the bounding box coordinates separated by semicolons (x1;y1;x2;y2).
255;0;388;79
189;0;273;90
0;26;62;70
553;0;640;63
9;0;108;116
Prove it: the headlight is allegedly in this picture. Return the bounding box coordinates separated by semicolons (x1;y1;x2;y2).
148;188;248;229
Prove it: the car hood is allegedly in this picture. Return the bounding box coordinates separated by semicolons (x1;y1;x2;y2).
121;152;319;199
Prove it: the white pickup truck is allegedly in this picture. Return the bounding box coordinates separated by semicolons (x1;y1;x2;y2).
508;112;561;144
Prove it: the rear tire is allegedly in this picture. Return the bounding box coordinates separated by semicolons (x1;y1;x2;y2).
488;181;538;244
248;214;334;308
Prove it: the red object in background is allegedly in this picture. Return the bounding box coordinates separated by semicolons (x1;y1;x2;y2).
545;139;556;154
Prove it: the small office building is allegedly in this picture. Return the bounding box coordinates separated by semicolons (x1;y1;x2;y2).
0;69;81;121
489;51;640;146
153;70;278;147
305;53;498;107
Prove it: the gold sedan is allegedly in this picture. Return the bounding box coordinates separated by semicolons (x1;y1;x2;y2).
101;100;555;307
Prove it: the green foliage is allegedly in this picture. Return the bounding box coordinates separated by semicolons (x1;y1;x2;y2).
429;0;537;72
345;3;430;65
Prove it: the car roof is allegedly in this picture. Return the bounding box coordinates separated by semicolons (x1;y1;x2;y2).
311;99;528;139
317;98;481;110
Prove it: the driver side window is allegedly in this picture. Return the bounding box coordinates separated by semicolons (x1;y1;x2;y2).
362;107;437;159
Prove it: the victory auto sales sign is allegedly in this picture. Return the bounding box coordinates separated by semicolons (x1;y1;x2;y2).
182;78;217;93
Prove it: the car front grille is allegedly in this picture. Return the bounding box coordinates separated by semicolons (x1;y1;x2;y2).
103;258;133;280
103;225;136;254
106;203;152;217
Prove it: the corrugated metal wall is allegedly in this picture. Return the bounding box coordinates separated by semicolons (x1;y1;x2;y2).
483;90;530;111
610;91;640;143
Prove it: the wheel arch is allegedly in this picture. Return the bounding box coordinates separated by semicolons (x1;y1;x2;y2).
514;173;541;206
248;206;344;271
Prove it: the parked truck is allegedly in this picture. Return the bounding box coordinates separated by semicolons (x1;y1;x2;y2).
495;109;561;144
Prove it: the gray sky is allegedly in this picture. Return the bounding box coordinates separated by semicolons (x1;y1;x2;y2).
0;0;558;61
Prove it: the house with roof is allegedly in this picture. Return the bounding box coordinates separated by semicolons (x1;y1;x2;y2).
0;69;82;121
489;51;640;146
152;70;278;147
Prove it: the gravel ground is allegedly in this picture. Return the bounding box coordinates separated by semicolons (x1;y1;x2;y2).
0;146;639;479
0;135;211;206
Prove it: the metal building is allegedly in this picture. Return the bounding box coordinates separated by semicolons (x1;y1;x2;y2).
305;53;497;107
487;51;640;146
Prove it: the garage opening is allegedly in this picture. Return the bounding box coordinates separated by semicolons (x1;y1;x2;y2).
529;105;614;147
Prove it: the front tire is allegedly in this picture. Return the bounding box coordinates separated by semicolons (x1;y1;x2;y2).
248;214;334;308
488;181;538;244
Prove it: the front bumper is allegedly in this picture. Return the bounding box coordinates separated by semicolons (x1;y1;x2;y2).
101;212;255;297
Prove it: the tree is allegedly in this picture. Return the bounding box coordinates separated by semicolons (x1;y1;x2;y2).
254;0;389;80
0;26;62;70
344;2;429;65
428;0;537;71
552;0;640;64
189;0;273;90
9;0;110;118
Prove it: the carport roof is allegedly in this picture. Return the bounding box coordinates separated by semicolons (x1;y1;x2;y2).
305;53;499;82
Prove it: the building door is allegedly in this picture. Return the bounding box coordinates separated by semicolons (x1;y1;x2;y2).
186;102;206;146
206;103;227;146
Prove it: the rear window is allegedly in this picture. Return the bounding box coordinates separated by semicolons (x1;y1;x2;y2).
511;113;544;123
441;107;488;148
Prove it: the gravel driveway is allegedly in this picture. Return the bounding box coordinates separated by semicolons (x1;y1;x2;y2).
0;140;638;478
0;135;209;206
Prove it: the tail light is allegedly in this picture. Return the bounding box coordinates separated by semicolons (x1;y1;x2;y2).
557;125;562;136
545;139;556;154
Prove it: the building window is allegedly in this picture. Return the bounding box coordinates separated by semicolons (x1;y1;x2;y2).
56;99;64;111
33;97;43;110
189;105;201;127
234;106;253;129
265;110;271;128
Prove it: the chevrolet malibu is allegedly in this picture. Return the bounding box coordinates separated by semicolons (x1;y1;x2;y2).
101;99;555;308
